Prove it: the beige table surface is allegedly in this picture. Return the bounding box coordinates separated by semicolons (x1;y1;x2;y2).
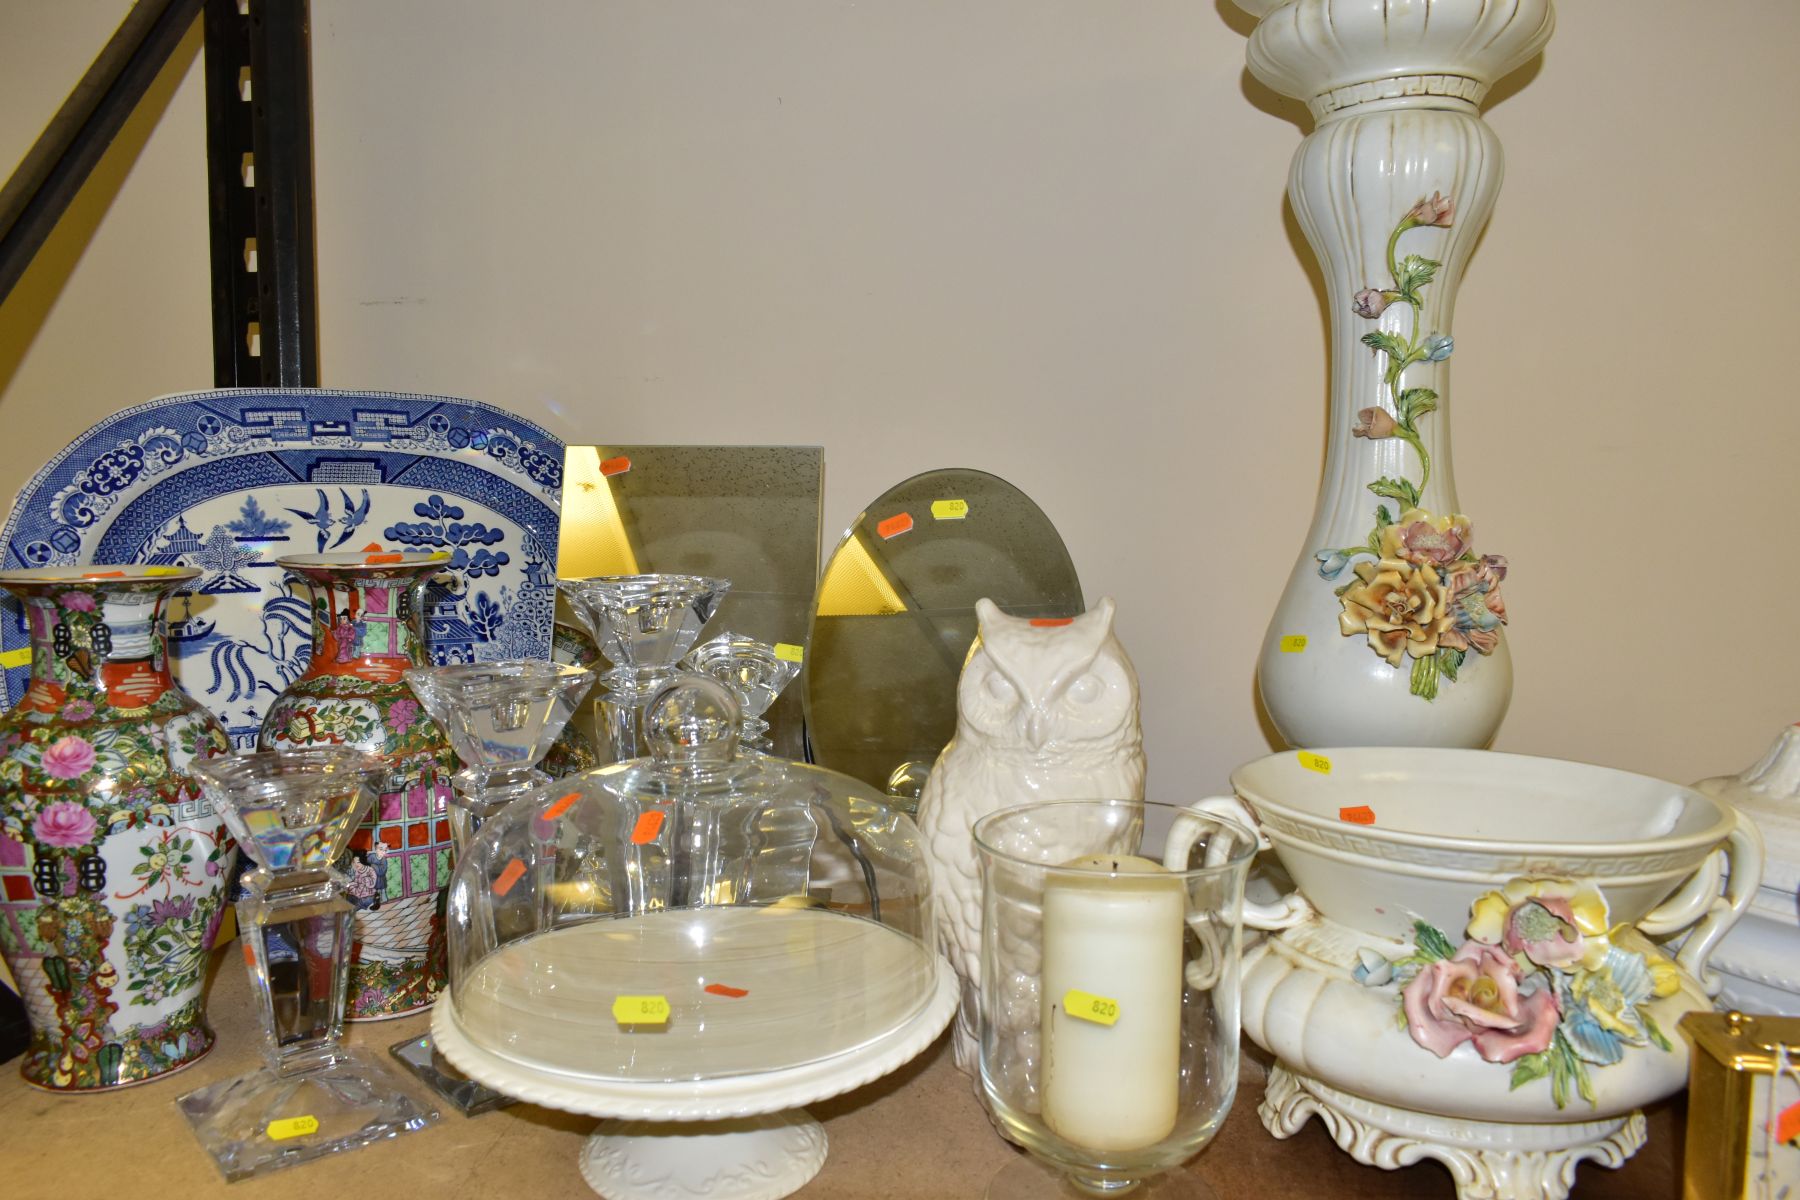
0;950;1684;1198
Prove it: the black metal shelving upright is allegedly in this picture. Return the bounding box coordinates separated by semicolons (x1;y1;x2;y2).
203;0;318;388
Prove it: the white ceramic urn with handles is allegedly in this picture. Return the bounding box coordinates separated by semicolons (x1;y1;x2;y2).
1176;748;1763;1200
1238;0;1555;749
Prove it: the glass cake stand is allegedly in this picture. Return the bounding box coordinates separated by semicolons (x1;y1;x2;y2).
179;748;437;1180
433;676;956;1199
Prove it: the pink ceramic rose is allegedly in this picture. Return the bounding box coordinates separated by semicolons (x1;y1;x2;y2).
40;734;98;780
1402;942;1560;1064
1404;191;1455;228
32;800;98;849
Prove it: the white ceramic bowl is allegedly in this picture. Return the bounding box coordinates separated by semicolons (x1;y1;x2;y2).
1203;748;1745;947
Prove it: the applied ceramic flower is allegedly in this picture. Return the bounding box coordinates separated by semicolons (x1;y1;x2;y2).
1467;877;1610;971
1402;941;1559;1063
1404;192;1455;228
1381;508;1473;567
1337;557;1452;666
1355;873;1689;1111
1351;407;1397;439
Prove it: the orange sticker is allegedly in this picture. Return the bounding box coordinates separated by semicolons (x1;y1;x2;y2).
493;858;526;896
241;941;257;968
1030;618;1073;628
364;553;403;564
876;513;912;539
704;983;749;998
631;810;666;844
1779;1097;1800;1146
542;792;580;821
81;571;126;579
362;542;384;552
600;455;631;477
1338;805;1376;826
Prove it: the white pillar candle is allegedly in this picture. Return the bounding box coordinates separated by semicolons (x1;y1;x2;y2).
1040;853;1185;1152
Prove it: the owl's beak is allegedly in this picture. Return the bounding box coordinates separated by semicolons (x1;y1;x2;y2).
1026;709;1051;751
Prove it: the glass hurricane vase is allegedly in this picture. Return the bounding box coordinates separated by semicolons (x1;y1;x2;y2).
177;748;435;1180
973;800;1256;1199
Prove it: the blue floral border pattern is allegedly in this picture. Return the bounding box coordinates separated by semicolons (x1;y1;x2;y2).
0;389;564;745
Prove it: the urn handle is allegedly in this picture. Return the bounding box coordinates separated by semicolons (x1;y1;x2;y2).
1634;807;1764;997
1167;795;1314;932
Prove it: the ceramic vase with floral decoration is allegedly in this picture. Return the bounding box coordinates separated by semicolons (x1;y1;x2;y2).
1243;0;1549;750
0;565;234;1091
257;552;458;1020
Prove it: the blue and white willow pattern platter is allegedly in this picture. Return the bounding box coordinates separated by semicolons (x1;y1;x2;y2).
0;390;564;746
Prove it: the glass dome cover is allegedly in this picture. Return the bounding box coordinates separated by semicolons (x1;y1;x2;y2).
444;675;937;1083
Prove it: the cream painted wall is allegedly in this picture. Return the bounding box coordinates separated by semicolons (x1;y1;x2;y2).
1;1;1796;796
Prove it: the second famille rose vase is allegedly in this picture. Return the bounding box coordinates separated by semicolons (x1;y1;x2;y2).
0;566;234;1090
258;552;458;1019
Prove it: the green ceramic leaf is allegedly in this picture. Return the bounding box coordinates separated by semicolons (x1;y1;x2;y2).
1412;920;1456;962
1360;330;1410;360
1369;476;1421;509
1396;253;1440;298
1399;387;1438;421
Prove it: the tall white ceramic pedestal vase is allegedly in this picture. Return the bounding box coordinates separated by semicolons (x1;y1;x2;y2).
1244;0;1554;749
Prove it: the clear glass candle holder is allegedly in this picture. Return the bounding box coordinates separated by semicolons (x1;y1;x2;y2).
973;800;1257;1200
404;659;596;845
682;630;801;754
559;574;729;761
177;748;436;1180
390;658;593;1112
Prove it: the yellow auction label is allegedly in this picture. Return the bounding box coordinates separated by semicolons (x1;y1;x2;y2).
774;642;805;663
1298;751;1332;775
143;566;189;576
612;995;672;1025
930;498;970;520
1062;989;1120;1027
0;648;31;669
1279;634;1307;653
266;1115;319;1140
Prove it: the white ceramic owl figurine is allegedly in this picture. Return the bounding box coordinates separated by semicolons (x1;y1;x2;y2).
915;596;1145;1074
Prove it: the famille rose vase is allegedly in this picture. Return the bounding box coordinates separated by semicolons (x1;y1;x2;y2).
0;566;234;1091
257;552;458;1020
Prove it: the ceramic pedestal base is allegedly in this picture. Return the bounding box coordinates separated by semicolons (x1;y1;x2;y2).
580;1112;828;1200
1260;1065;1644;1200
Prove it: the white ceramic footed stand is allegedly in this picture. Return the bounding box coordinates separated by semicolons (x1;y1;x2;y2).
430;960;957;1200
1259;1064;1645;1200
1239;0;1557;747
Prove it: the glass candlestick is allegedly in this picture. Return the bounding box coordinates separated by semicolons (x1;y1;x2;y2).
560;574;730;761
387;659;594;1112
177;748;436;1181
682;630;801;755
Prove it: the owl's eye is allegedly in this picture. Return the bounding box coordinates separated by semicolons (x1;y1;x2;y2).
1066;675;1102;705
984;673;1017;703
